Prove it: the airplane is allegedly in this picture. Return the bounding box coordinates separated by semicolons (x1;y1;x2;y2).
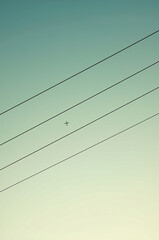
64;121;69;126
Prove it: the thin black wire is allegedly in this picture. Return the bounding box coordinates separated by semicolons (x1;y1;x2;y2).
1;61;159;147
0;112;158;193
1;86;158;171
0;29;159;116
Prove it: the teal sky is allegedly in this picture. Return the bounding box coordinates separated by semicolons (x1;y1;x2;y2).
0;1;159;239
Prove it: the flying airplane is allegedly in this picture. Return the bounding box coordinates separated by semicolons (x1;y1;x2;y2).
64;121;69;126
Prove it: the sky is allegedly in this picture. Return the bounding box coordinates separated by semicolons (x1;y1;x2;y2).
0;0;159;239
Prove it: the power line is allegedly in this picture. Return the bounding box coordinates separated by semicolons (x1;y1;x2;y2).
1;86;158;171
0;29;159;116
1;61;158;147
0;112;158;193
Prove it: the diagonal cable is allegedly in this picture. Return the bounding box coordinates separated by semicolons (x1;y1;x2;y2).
0;29;159;116
1;60;158;147
1;86;158;171
0;112;158;193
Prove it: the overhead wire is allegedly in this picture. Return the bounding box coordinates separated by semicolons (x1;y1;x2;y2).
0;112;158;193
1;60;159;147
0;29;159;116
1;86;158;171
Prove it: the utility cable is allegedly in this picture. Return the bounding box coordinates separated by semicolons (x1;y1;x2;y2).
1;86;158;171
0;112;158;193
1;60;158;146
0;29;159;116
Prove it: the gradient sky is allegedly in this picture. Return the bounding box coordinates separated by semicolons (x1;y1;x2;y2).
0;1;159;239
